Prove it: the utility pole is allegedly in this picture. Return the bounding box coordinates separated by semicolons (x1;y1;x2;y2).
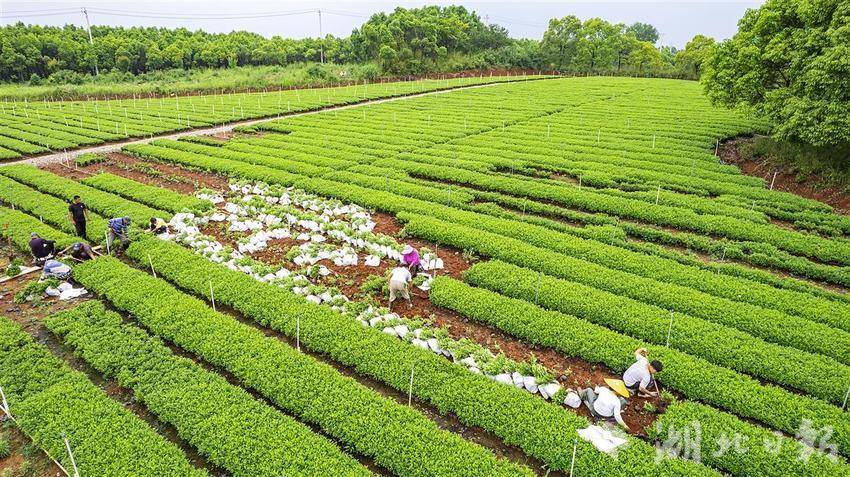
82;8;99;75
317;9;324;64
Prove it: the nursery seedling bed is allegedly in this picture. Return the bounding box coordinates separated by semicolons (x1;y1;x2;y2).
202;203;665;437
204;298;549;475
0;273;225;475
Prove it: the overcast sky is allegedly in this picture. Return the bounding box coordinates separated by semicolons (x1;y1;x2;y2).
0;1;764;48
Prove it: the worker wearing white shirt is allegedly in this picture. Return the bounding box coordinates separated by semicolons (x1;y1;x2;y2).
580;386;630;431
623;347;663;397
388;266;412;310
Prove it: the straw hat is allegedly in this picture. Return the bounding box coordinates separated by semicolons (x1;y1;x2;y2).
402;244;414;255
604;378;630;398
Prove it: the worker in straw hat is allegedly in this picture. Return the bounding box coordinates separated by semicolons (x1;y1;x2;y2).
401;244;423;274
579;378;631;431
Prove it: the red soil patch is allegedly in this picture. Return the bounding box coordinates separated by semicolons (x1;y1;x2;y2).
43;152;228;195
721;137;850;215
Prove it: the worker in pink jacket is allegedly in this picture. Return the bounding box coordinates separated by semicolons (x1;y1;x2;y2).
402;244;424;274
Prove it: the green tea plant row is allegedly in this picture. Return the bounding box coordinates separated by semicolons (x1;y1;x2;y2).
461;193;850;301
0;207;77;253
464;260;850;404
0;316;206;476
48;301;373;477
0;165;166;226
653;401;849;477
80;172;212;214
0;75;538;159
374;157;850;266
72;255;532;477
405;201;850;332
427;277;850;458
124;236;717;476
399;213;850;365
459;181;850;287
123;139;849;303
122;141;850;298
0;174;107;243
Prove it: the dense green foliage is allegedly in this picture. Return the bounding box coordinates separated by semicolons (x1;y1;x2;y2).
0;315;206;476
73;255;533;477
1;6;707;85
48;301;373;477
703;0;850;157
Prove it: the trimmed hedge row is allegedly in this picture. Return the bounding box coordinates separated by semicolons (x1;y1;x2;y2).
412;203;850;333
399;213;850;365
0;174;107;243
0;165;166;225
73;256;533;477
375;157;850;265
428;277;850;458
0;316;206;476
653;401;850;477
0;207;77;251
464;260;850;405
81;172;211;214
124;236;718;476
47;301;372;477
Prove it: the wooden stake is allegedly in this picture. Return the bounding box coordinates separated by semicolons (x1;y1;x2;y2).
568;436;578;477
408;363;415;406
655;185;661;205
842;385;849;411
0;384;11;419
209;281;216;312
665;310;674;347
769;171;778;190
61;432;80;477
148;254;156;278
105;231;110;255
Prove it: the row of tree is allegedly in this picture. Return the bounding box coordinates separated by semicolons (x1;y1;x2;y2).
0;6;714;82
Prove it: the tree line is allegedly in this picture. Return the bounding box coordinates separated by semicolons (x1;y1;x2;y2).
0;6;711;83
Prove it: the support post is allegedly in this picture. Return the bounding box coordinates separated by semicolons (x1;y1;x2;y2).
0;384;11;419
770;171;778;190
408;363;415;406
148;254;156;279
568;436;578;477
666;310;674;347
209;281;216;312
61;432;80;477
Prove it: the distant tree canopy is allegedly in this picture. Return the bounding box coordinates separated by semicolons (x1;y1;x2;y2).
540;16;666;73
350;6;510;74
0;6;703;83
702;0;850;150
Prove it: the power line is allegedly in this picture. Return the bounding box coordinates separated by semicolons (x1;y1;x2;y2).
84;8;316;21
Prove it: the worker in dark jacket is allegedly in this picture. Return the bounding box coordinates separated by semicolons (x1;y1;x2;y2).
28;232;56;263
68;195;89;237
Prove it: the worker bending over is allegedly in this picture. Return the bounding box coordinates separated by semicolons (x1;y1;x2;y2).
401;245;423;274
388;266;413;311
107;216;131;255
60;242;98;262
579;385;630;431
623;347;663;397
149;217;169;234
28;233;56;264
